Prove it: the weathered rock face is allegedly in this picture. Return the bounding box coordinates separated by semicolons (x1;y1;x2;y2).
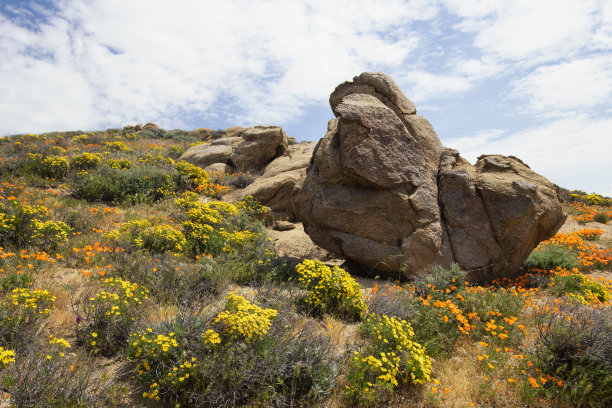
188;127;212;141
143;122;160;130
225;142;315;219
179;125;288;172
294;72;566;280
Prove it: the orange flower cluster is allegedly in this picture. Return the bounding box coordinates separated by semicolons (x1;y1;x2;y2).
73;242;125;265
432;299;472;334
569;202;612;224
195;182;229;197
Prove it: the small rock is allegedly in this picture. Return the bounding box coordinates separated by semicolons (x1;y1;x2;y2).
274;221;296;231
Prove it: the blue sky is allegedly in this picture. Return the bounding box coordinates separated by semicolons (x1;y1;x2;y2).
1;0;611;195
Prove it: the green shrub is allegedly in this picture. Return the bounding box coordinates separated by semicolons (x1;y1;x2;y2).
105;220;186;255
175;160;209;191
214;292;278;341
524;244;580;271
346;314;431;406
139;225;186;254
30;219;71;251
0;288;56;350
105;158;132;169
0;201;71;251
533;301;612;407
2;337;110;407
108;252;222;305
25;154;69;179
0;271;34;293
295;259;367;320
594;213;610;224
0;201;49;247
127;308;338;407
71;166;174;204
75;278;149;355
550;272;611;304
69;152;102;171
413;263;466;299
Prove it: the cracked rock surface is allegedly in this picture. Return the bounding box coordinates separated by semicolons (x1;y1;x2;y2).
294;72;566;279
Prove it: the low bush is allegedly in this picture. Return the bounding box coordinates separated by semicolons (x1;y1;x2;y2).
69;152;102;171
524;244;580;271
105;220;186;255
74;278;149;355
413;263;467;299
0;288;56;350
594;213;610;224
108;251;222;305
2;336;110;407
533;301;612;407
346;314;431;406
175;160;209;191
25;153;69;179
295;259;367;321
549;272;611;304
71;166;174;204
128;300;338;407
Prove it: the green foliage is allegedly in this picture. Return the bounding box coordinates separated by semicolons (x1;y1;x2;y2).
139;224;186;254
108;252;222;305
594;213;610;224
295;259;367;320
71;166;174;204
214;292;278;341
69;152;102;171
524;244;580;271
0;200;53;248
105;220;186;255
105;158;132;169
413;263;467;299
175;160;209;191
25;153;70;179
30;219;72;251
0;288;55;350
2;337;110;407
534;302;612;408
75;278;149;355
550;273;611;304
346;314;431;406
127;310;338;407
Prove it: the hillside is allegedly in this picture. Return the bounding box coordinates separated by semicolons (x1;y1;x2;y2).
0;128;610;408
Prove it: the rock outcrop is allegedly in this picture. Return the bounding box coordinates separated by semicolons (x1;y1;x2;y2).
188;127;212;141
294;72;566;280
225;142;315;219
179;125;288;172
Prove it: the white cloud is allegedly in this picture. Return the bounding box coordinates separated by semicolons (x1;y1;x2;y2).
511;56;612;116
446;115;612;195
0;0;437;134
445;0;605;65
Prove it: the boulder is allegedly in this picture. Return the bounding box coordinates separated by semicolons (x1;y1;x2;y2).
294;72;566;280
180;125;288;172
225;142;315;217
188;127;211;141
225;126;246;138
179;144;233;168
231;126;288;171
135;123;143;131
143;122;160;130
204;162;232;175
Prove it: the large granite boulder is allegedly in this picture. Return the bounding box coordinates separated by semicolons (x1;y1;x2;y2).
294;72;566;280
179;125;288;172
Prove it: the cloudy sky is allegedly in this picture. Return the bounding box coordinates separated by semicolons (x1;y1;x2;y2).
1;0;611;195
